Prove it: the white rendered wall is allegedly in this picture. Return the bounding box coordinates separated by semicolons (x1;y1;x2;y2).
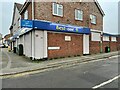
35;30;44;59
34;30;48;59
24;32;32;57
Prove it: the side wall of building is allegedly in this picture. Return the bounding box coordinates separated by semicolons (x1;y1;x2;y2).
47;32;83;59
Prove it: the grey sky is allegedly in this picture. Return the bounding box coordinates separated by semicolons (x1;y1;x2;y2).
0;0;119;37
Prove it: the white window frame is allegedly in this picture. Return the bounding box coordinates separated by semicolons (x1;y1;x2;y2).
91;32;101;41
52;3;63;17
75;9;83;21
103;36;110;41
24;10;28;19
90;14;96;24
111;36;117;42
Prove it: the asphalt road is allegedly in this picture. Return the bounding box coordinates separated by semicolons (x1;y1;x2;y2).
2;56;119;88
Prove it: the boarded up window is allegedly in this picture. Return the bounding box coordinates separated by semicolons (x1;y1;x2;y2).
91;32;101;41
103;36;110;41
111;37;117;42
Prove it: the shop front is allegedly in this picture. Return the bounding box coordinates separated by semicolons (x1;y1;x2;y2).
11;19;91;60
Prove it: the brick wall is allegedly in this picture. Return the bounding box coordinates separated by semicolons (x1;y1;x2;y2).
117;36;120;50
102;41;110;53
90;41;101;54
34;2;103;31
48;32;83;59
110;42;117;52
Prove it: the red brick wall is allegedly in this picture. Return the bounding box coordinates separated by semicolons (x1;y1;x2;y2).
89;34;101;54
48;32;83;59
90;41;101;54
117;36;120;50
110;42;117;52
102;41;110;53
34;2;103;31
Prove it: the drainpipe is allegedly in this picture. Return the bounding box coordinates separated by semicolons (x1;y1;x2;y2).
32;0;34;20
31;0;35;60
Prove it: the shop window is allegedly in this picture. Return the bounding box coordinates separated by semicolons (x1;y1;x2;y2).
111;37;117;42
75;9;83;21
90;14;96;24
52;3;63;17
91;32;101;41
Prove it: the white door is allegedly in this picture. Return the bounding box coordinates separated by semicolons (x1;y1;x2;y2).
83;34;89;54
35;31;44;59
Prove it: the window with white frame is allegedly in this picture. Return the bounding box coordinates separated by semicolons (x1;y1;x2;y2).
75;9;83;21
52;3;63;17
90;14;96;24
91;32;101;41
103;36;110;41
24;10;28;19
111;37;117;42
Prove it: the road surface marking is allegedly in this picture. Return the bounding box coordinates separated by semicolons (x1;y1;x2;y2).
92;75;120;89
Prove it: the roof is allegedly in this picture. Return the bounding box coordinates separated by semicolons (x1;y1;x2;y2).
94;0;105;16
9;3;23;30
15;3;23;11
103;33;118;37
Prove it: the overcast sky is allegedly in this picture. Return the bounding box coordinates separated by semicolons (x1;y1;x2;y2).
0;0;119;37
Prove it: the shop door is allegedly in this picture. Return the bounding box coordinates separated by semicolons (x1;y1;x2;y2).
83;34;89;54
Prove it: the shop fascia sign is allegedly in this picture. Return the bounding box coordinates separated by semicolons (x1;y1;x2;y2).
21;19;90;34
51;23;83;33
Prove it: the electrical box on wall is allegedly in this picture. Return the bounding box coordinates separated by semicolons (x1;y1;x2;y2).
65;36;71;41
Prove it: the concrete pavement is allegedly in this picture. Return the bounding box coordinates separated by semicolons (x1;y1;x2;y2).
0;48;119;76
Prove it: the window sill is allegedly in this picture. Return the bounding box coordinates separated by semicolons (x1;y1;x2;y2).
53;14;63;17
91;23;96;25
75;19;83;22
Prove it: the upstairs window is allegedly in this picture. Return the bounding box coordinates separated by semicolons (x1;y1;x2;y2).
90;14;96;24
52;3;63;17
75;9;83;21
24;10;28;19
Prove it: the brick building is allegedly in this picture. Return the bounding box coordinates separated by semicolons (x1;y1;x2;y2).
10;0;118;60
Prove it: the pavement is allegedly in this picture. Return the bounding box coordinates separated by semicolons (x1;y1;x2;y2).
0;48;119;76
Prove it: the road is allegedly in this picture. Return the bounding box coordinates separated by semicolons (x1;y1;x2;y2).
2;55;119;88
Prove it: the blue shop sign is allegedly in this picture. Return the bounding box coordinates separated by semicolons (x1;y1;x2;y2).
21;20;90;34
49;23;90;34
21;19;33;28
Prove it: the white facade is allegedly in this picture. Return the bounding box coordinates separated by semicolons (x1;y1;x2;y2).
16;30;48;60
12;7;21;35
